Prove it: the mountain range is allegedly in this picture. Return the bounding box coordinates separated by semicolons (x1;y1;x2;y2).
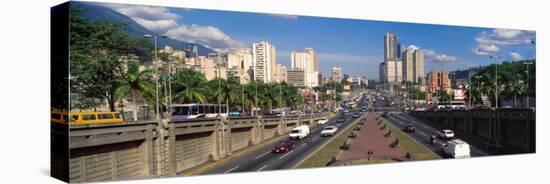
72;2;216;56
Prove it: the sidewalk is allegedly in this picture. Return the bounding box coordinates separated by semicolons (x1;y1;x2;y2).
336;112;405;164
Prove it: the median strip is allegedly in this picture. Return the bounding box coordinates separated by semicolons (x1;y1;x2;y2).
293;117;363;169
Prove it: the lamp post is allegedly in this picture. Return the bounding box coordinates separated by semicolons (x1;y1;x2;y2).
524;62;533;107
474;75;482;107
489;55;502;108
144;34;167;120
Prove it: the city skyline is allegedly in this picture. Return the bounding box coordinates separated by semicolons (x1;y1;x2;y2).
95;2;535;80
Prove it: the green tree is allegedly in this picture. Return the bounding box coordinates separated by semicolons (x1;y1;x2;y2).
116;60;155;109
172;69;209;104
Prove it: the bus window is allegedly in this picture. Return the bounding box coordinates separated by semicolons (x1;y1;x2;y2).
98;113;114;120
82;114;97;120
191;106;199;115
71;115;79;121
208;105;214;114
114;113;122;119
51;113;61;119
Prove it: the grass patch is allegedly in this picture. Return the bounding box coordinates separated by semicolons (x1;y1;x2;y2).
380;116;440;160
296;118;362;169
342;159;396;165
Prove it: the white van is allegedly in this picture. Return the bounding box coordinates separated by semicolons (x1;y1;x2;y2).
442;139;471;158
289;125;310;139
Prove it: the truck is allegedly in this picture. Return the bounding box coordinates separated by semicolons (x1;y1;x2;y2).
441;139;471;158
289;125;310;139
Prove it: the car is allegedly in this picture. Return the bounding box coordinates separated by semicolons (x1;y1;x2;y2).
437;129;455;139
403;124;416;132
343;109;350;113
321;126;338;136
337;117;346;123
317;117;329;125
272;140;296;153
441;139;470;158
352;113;360;118
380;112;389;118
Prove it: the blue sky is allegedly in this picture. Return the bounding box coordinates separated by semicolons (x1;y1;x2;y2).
100;3;536;80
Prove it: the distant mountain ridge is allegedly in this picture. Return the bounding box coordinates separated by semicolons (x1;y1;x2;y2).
72;2;216;56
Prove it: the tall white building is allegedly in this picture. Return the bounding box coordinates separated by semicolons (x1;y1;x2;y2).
413;50;424;84
332;67;343;82
291;48;319;87
252;41;276;83
383;32;402;83
386;59;402;83
402;50;414;82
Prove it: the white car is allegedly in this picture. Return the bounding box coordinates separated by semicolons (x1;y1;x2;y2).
289;125;310;139
317;117;329;125
437;129;455;139
442;139;471;158
321;126;338;136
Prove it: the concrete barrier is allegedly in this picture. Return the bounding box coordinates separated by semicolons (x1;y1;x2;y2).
62;113;327;182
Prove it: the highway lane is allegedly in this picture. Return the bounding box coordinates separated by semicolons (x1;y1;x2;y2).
385;112;489;158
201;108;364;174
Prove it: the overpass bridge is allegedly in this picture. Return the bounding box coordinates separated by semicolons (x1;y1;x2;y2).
51;113;327;182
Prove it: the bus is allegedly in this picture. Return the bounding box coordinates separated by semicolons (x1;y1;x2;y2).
437;101;466;110
171;104;228;121
51;111;124;125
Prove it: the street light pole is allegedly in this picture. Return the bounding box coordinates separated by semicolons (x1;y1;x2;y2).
144;34;167;120
489;55;501;108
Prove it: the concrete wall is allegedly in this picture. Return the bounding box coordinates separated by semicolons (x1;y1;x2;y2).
64;113;326;182
410;109;535;154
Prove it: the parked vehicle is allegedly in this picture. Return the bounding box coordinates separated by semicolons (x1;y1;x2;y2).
321;126;338;136
403;124;416;132
171;104;227;121
352;113;360;118
317;117;329;125
289;125;310;139
441;139;471;158
437;129;455;139
272;140;296;153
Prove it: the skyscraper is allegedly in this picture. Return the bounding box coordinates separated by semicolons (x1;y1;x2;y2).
383;32;402;83
413;50;424;84
384;32;399;61
402;50;414;82
291;48;319;87
379;62;386;83
252;41;276;83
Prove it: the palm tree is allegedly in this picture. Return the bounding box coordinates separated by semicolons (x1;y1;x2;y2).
116;61;155;113
507;74;527;107
172;69;209;104
208;78;240;114
244;80;259;115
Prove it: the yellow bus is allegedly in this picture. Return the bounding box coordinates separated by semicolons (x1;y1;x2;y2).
51;111;124;125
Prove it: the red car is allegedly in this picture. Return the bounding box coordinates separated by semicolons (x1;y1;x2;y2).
272;140;296;153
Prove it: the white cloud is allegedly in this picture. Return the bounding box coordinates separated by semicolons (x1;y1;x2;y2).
405;45;457;63
100;3;180;32
164;24;243;49
319;53;380;64
473;28;535;55
509;52;524;60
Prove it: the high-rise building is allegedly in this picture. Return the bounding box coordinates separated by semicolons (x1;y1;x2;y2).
291;48;319;87
379;62;386;83
287;69;305;87
332;67;343;82
384;32;399;61
413;50;424;84
402;50;414;82
383;32;402;83
273;63;287;83
253;41;276;83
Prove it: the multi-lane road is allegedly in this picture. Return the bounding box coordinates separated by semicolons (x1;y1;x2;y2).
385;112;488;158
201;108;365;174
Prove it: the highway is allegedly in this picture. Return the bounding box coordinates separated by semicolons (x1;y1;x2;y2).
385;112;488;158
201;108;365;174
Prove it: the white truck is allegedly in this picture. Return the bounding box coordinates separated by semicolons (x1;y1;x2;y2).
442;139;471;158
289;125;310;139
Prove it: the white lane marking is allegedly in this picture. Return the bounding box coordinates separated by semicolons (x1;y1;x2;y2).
257;165;268;171
418;132;428;137
279;150;294;159
224;166;240;173
254;151;271;159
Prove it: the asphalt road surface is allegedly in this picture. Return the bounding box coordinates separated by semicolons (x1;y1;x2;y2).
201;109;365;174
385;112;489;158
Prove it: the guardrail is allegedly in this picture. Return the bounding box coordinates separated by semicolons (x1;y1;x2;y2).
54;113;327;182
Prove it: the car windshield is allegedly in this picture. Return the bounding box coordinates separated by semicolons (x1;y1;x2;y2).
324;127;334;130
291;130;300;134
